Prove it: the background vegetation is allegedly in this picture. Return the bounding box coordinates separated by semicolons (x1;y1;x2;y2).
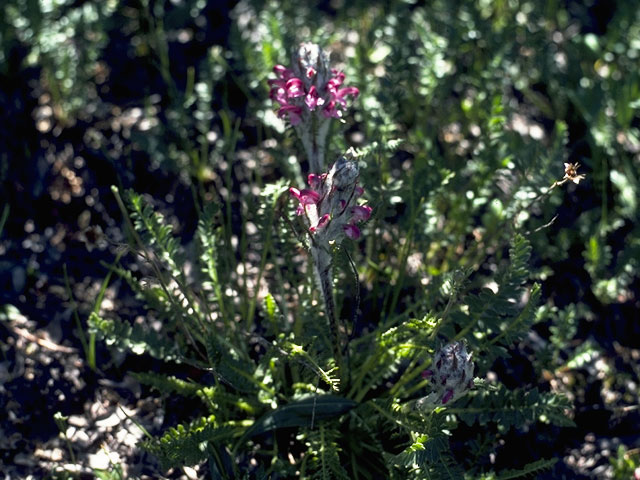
1;0;639;478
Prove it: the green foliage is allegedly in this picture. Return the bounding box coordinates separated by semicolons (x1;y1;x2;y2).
548;304;579;351
1;0;117;118
244;395;357;439
93;464;125;480
91;23;578;474
391;435;464;480
301;426;350;480
127;190;183;276
104;263;192;334
1;0;638;477
481;458;558;480
610;445;640;480
142;415;240;471
88;312;180;360
197;202;229;323
348;138;405;163
133;372;202;398
452;382;575;431
32;0;640;477
439;234;543;370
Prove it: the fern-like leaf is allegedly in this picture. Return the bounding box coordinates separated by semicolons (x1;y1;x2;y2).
197;202;229;322
458;234;540;368
133;372;201;397
127;190;183;277
142;415;240;470
89;312;181;360
451;382;575;429
302;425;350;480
490;282;541;347
391;435;464;480
493;458;558;480
348;138;405;162
204;333;257;394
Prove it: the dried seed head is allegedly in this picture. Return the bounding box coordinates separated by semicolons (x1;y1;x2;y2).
563;162;586;184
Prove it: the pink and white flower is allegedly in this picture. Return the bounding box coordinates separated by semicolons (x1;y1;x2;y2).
289;157;371;243
268;43;359;161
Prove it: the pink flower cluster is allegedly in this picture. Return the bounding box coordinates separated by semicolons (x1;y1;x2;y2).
268;43;359;126
289;158;371;241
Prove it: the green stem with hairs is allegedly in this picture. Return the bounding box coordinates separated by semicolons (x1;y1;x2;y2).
312;244;345;390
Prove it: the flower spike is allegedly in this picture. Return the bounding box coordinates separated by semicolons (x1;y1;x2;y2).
268;43;359;172
289;157;372;245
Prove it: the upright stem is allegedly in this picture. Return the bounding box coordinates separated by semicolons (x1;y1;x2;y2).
311;244;344;388
309;143;323;175
298;115;329;174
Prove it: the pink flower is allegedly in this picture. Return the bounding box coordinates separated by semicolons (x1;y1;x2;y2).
335;86;359;107
268;78;288;104
343;224;361;239
307;173;322;189
277;105;303;125
289;187;301;199
300;190;320;205
441;389;454;404
289;187;320;205
286;78;304;98
268;44;359;127
351;205;372;222
290;158;370;242
428;342;474;405
322;99;341;119
326;71;345;93
305;86;324;111
310;214;331;233
267;78;285;89
307;173;327;190
273;64;294;79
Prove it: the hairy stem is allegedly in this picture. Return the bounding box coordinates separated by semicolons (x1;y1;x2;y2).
311;244;344;388
297;115;329;174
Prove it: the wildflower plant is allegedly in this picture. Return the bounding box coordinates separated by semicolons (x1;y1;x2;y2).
290;155;372;379
89;35;578;480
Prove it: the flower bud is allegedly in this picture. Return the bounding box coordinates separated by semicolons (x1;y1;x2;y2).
417;342;474;409
293;43;331;89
